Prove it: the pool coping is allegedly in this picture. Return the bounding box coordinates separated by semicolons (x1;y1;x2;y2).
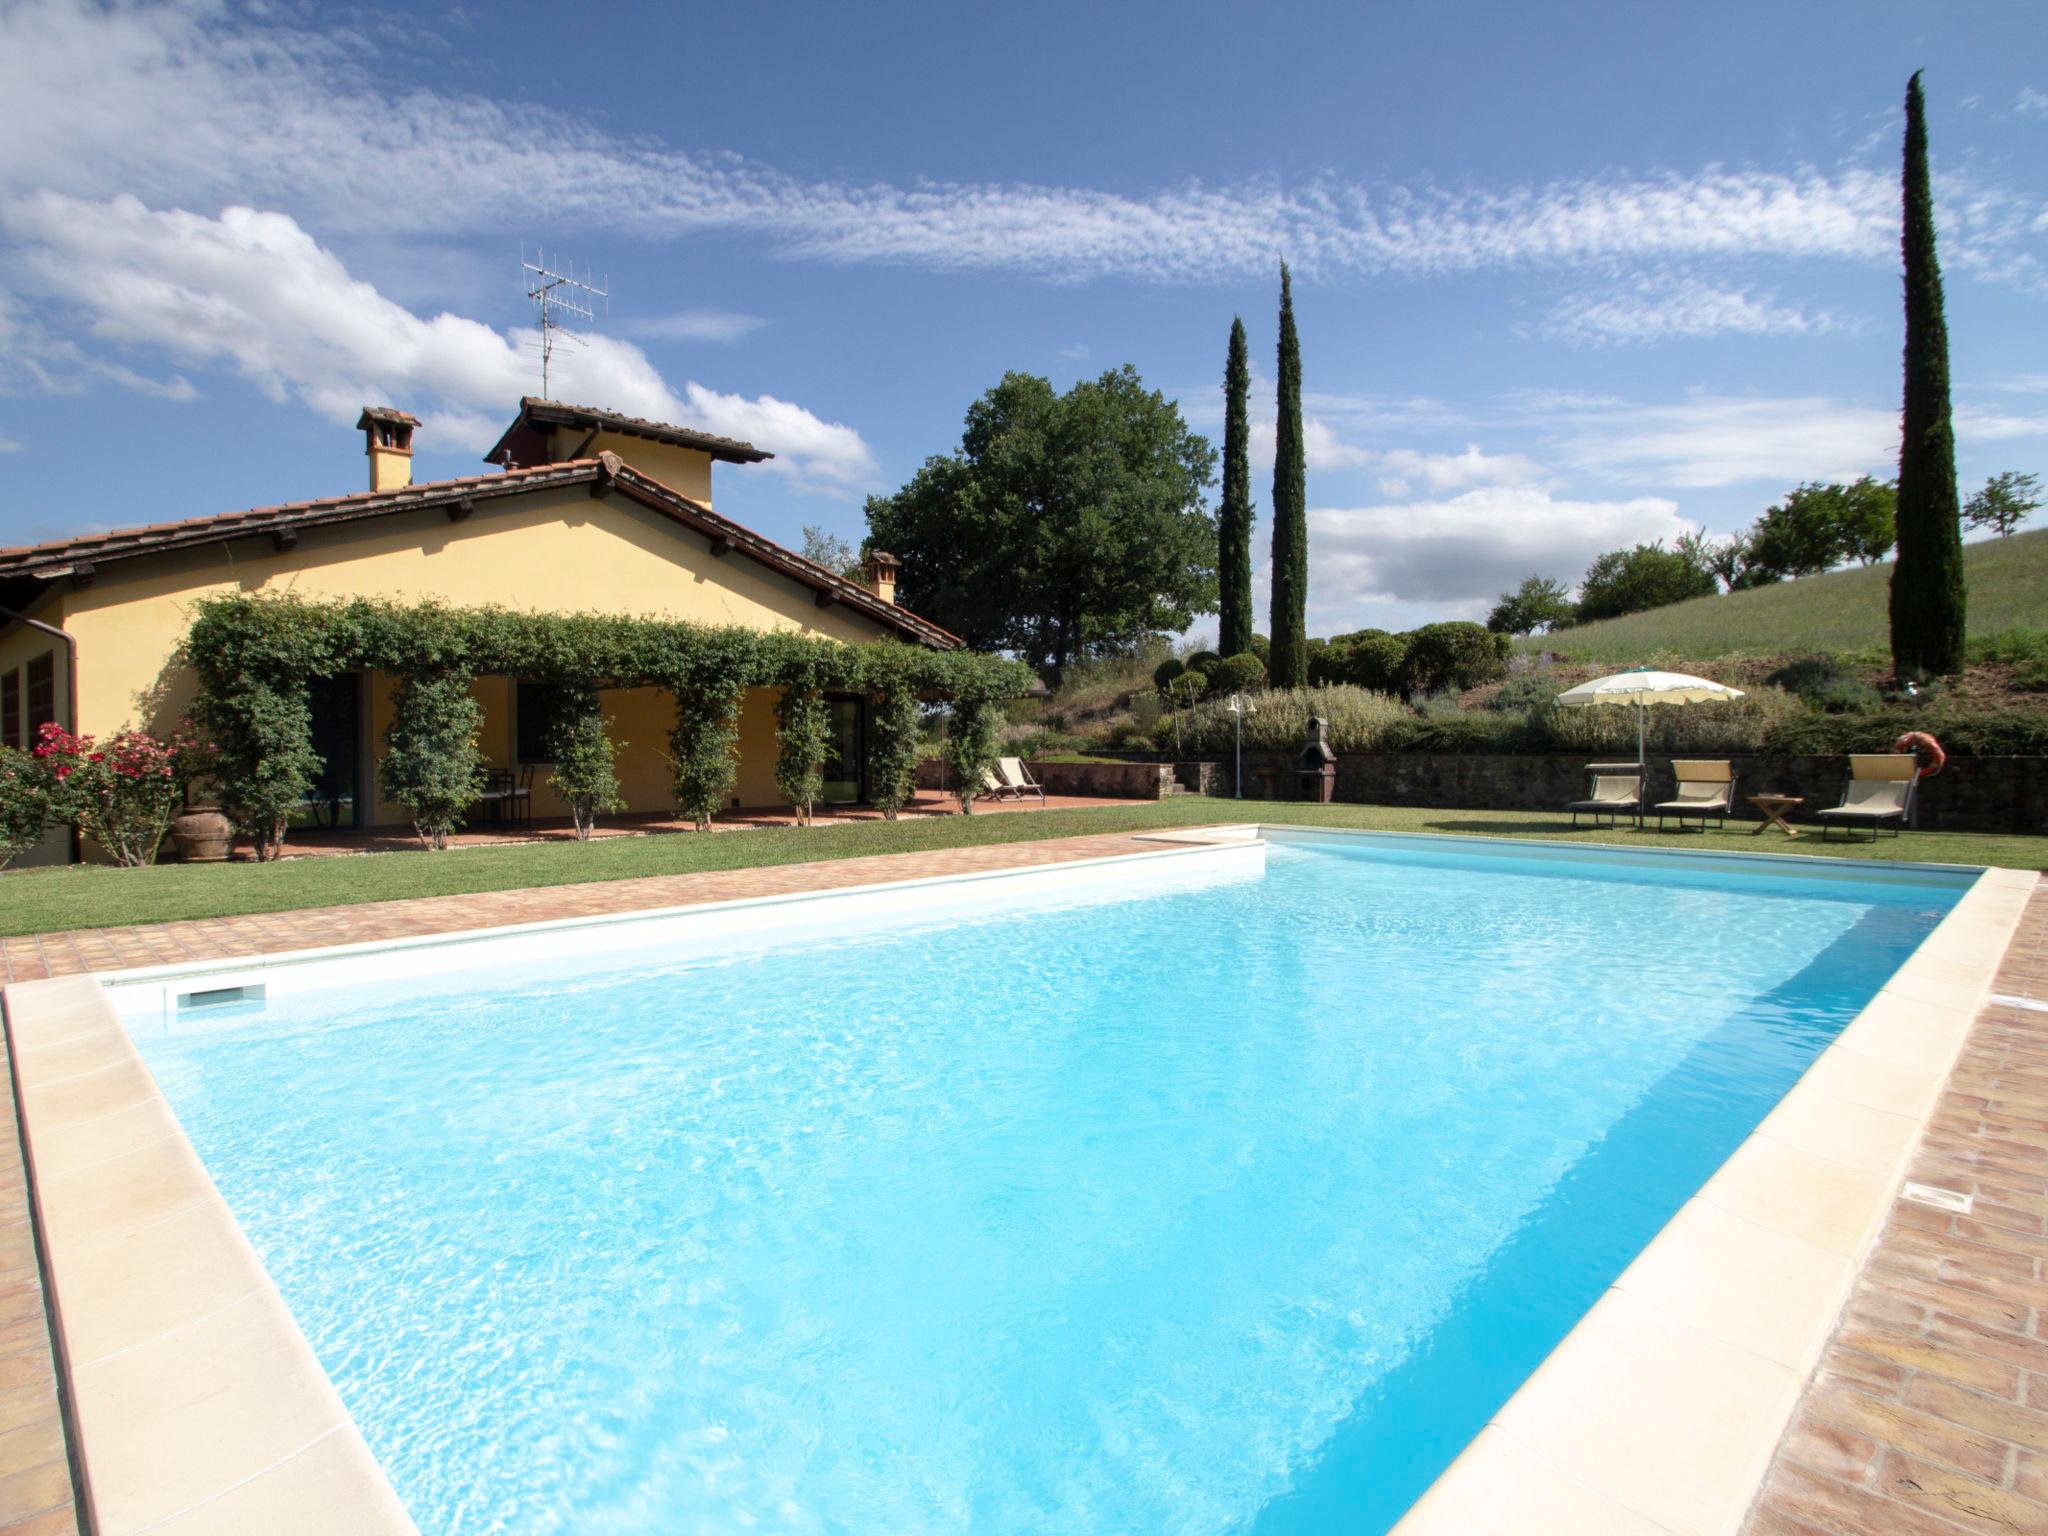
1;825;2032;1533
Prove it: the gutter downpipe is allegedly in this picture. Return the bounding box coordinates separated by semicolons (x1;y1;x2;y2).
0;603;82;862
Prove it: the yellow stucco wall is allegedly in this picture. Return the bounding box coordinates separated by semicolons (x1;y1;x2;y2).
548;430;715;505
27;484;901;833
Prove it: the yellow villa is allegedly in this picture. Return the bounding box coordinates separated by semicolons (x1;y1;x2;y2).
0;398;957;864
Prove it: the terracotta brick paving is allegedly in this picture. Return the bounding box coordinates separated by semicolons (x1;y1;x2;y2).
1743;880;2048;1536
0;1033;80;1536
1;827;1170;984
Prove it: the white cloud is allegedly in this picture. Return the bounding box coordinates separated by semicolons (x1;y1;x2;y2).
1308;487;1690;623
1;1;2040;286
0;436;21;454
2017;87;2048;119
626;309;768;343
1546;278;1851;345
0;193;876;488
1533;392;1899;488
1375;445;1541;496
1954;406;2048;442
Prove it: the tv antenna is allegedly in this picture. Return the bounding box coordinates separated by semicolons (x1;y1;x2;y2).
521;246;609;398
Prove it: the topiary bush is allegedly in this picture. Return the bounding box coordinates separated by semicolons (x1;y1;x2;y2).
380;672;486;850
1153;656;1186;690
544;684;623;840
1205;652;1266;697
1310;629;1405;692
1397;622;1512;695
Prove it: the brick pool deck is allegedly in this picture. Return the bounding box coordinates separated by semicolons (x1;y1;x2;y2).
0;830;2041;1533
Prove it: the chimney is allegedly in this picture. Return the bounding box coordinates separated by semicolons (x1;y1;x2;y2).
356;407;420;493
864;550;900;605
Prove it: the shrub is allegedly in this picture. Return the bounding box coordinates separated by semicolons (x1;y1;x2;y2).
773;685;832;827
1482;673;1570;714
1310;629;1406;692
1539;687;1804;756
1576;541;1718;622
0;746;55;869
1763;704;2048;759
380;673;487;850
1205;652;1266;696
1762;657;1884;714
545;684;623;840
1185;650;1221;674
1398;622;1511;695
863;644;926;821
1153;656;1186;690
1968;626;2048;690
1386;713;1537;753
34;721;210;867
1179;685;1409;755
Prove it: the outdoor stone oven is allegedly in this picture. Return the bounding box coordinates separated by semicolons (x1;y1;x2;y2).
1296;716;1337;803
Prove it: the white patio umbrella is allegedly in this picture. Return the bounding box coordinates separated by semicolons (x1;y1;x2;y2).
1554;668;1746;777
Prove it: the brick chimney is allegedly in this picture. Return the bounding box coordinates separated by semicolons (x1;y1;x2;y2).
864;550;900;605
356;407;419;493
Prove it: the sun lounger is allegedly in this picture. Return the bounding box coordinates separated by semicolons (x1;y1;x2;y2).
1816;754;1918;842
980;767;1016;802
996;757;1047;803
1653;759;1737;831
1569;763;1643;829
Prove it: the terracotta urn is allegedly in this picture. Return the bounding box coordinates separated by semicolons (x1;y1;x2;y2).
169;807;233;863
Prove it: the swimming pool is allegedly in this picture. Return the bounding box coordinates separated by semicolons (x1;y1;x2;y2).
119;832;1972;1535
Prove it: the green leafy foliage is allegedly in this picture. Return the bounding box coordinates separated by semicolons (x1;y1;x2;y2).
773;685;831;828
1153;656;1186;690
183;594;1029;842
0;746;55;869
544;684;623;840
1204;652;1266;696
1310;629;1406;693
1218;316;1256;658
1743;478;1898;579
1487;575;1576;635
1964;471;2042;539
34;722;209;867
1892;71;1966;678
1762;657;1884;714
1576;541;1718;622
863;366;1218;678
863;644;928;821
1397;623;1512;695
379;672;486;850
1268;264;1309;687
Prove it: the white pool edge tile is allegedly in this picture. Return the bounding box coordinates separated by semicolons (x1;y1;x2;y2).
1388;861;2038;1536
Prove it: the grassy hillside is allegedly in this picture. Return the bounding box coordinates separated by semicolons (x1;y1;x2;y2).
1531;528;2048;663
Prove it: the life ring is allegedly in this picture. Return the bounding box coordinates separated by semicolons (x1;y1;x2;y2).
1895;731;1946;777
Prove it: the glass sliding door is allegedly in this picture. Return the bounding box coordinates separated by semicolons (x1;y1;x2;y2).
820;697;864;805
296;673;363;829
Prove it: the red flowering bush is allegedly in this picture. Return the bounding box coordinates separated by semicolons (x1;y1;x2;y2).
33;721;214;867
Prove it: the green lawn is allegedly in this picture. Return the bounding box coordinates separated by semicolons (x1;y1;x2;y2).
1530;527;2048;664
4;798;2039;938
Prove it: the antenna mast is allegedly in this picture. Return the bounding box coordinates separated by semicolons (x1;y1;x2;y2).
521;246;609;398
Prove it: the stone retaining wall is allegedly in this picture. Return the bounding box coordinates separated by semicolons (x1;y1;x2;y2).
914;759;1214;799
1225;751;2048;835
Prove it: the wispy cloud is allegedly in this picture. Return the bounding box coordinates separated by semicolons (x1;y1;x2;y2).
1546;277;1853;345
2;193;875;487
0;436;21;454
3;1;2041;287
626;309;769;343
1310;487;1690;619
1374;445;1541;496
1533;392;1898;489
2016;87;2048;118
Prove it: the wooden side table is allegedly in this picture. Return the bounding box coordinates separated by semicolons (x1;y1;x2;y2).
1748;793;1804;837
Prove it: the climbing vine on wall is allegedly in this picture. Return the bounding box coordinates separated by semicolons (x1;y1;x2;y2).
183;595;1031;840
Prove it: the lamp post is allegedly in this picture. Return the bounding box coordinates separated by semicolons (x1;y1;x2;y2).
1229;692;1256;799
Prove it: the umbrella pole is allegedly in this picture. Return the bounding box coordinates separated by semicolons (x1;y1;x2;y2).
1637;700;1647;827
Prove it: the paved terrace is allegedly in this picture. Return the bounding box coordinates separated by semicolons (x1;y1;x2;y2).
0;829;2041;1534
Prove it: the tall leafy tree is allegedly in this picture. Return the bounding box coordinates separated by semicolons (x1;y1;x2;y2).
1268;265;1309;687
865;368;1217;680
1963;471;2043;538
1217;317;1256;658
1890;71;1966;678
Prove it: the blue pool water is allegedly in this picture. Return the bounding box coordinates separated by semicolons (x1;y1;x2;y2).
129;835;1967;1535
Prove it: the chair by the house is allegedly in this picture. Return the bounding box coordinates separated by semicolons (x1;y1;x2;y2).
1653;759;1738;831
504;763;535;825
1816;754;1919;842
1569;764;1643;829
996;757;1046;804
476;773;510;824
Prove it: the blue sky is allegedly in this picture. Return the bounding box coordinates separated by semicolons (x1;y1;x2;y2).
2;0;2044;635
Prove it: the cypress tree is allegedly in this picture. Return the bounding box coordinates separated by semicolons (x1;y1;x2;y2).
1890;70;1965;678
1268;264;1309;687
1217;316;1255;658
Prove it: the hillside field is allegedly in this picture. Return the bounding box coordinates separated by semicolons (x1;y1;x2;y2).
1528;528;2048;663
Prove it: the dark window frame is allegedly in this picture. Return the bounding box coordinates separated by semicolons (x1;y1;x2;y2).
1;668;19;751
25;652;55;739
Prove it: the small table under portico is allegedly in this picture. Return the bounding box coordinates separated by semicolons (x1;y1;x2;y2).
1748;793;1804;838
